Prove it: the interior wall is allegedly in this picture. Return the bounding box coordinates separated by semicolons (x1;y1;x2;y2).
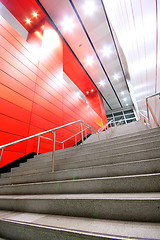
103;0;159;119
0;15;102;168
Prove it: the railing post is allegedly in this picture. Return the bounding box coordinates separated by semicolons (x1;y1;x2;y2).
98;132;100;140
62;142;64;149
52;131;56;172
37;136;40;155
0;148;4;162
85;129;87;139
80;122;84;144
75;135;77;145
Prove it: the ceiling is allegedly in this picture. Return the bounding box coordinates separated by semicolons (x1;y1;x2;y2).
1;0;159;116
38;0;133;113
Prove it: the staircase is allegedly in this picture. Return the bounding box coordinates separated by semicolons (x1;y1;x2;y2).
0;121;160;240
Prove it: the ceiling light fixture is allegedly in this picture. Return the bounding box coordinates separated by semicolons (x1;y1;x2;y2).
113;73;120;80
91;89;94;92
83;0;96;16
33;11;38;18
85;55;94;66
61;17;75;32
121;91;125;95
25;18;31;24
123;98;127;102
99;79;106;87
86;91;89;95
102;45;112;57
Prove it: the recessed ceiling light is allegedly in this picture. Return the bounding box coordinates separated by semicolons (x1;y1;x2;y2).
113;73;120;80
123;98;127;102
26;18;31;24
126;104;129;106
83;0;96;16
85;55;94;66
99;79;106;87
61;17;75;32
91;89;94;92
33;11;38;18
121;91;125;95
86;91;89;95
102;45;112;57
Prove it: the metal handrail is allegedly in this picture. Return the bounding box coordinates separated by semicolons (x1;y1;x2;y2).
139;112;151;128
98;120;114;133
146;92;160;127
0;120;98;171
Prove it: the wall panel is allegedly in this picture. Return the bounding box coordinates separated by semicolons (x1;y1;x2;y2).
0;15;103;168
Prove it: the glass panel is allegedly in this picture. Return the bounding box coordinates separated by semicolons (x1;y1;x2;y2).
114;111;123;116
106;114;113;118
125;113;135;119
124;109;134;114
127;118;136;123
115;116;124;121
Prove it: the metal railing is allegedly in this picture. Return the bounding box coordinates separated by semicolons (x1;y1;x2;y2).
146;92;160;127
139;112;151;128
0;120;97;171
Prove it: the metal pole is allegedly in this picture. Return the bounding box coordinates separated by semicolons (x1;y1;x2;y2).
62;142;64;149
52;131;56;172
0;148;4;162
37;136;40;155
85;129;87;139
75;135;77;145
80;123;84;144
98;132;100;140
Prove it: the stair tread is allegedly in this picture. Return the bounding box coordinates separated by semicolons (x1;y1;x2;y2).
0;210;160;239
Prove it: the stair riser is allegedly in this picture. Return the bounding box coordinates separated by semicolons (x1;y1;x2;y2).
0;220;103;240
0;175;159;195
2;159;160;181
0;198;159;222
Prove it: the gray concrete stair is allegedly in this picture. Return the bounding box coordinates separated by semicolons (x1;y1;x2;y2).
0;193;159;222
0;122;160;239
0;158;160;185
0;173;159;195
0;211;160;240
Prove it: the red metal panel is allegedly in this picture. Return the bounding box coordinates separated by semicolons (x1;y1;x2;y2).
0;45;37;80
0;114;30;136
0;35;38;74
0;70;35;101
0;84;33;111
0;97;31;123
0;24;37;65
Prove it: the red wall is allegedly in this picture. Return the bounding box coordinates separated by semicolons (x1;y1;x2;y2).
0;15;103;168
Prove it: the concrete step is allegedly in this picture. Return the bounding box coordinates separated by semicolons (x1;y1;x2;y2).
1;158;160;183
0;193;159;222
84;125;160;144
32;127;160;158
21;140;160;169
2;146;160;177
27;127;160;160
0;173;159;195
32;133;160;161
0;211;160;240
